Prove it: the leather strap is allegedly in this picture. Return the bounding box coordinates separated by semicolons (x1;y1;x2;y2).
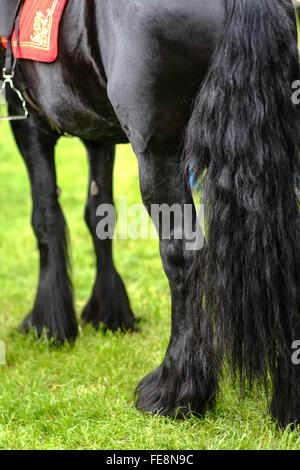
1;0;63;131
0;0;23;38
4;0;24;76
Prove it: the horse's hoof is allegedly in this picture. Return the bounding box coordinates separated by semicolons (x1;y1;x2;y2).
81;275;136;332
81;297;136;332
135;366;193;419
22;312;34;333
135;357;218;419
21;310;77;343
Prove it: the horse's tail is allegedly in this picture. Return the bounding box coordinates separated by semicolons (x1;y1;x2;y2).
185;0;300;426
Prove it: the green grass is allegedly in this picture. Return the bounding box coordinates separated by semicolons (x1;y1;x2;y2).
0;121;300;450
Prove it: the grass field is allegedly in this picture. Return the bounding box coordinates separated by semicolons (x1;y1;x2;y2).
0;121;300;450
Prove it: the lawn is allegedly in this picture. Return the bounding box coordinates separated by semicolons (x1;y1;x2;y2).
0;121;300;450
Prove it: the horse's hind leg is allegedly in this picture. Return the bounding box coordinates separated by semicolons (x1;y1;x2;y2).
81;140;134;331
10;113;78;341
135;149;218;417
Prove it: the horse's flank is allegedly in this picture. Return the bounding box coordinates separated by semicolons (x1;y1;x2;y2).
6;0;224;145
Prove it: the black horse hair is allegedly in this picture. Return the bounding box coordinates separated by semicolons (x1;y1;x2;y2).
184;0;300;426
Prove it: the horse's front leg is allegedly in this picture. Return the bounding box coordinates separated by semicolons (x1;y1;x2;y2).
135;150;218;418
81;140;135;331
9;108;78;341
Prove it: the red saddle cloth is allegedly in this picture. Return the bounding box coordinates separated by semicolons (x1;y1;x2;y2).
1;0;67;62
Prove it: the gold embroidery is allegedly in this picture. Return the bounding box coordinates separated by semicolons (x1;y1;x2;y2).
30;0;57;48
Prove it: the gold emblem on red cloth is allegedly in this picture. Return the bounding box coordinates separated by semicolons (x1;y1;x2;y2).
30;0;58;48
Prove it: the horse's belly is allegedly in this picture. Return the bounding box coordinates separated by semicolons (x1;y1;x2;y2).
54;106;129;143
20;62;128;144
41;94;128;143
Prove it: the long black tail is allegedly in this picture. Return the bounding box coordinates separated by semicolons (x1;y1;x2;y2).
185;0;300;426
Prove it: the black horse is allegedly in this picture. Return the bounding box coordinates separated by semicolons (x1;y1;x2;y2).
1;0;300;428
